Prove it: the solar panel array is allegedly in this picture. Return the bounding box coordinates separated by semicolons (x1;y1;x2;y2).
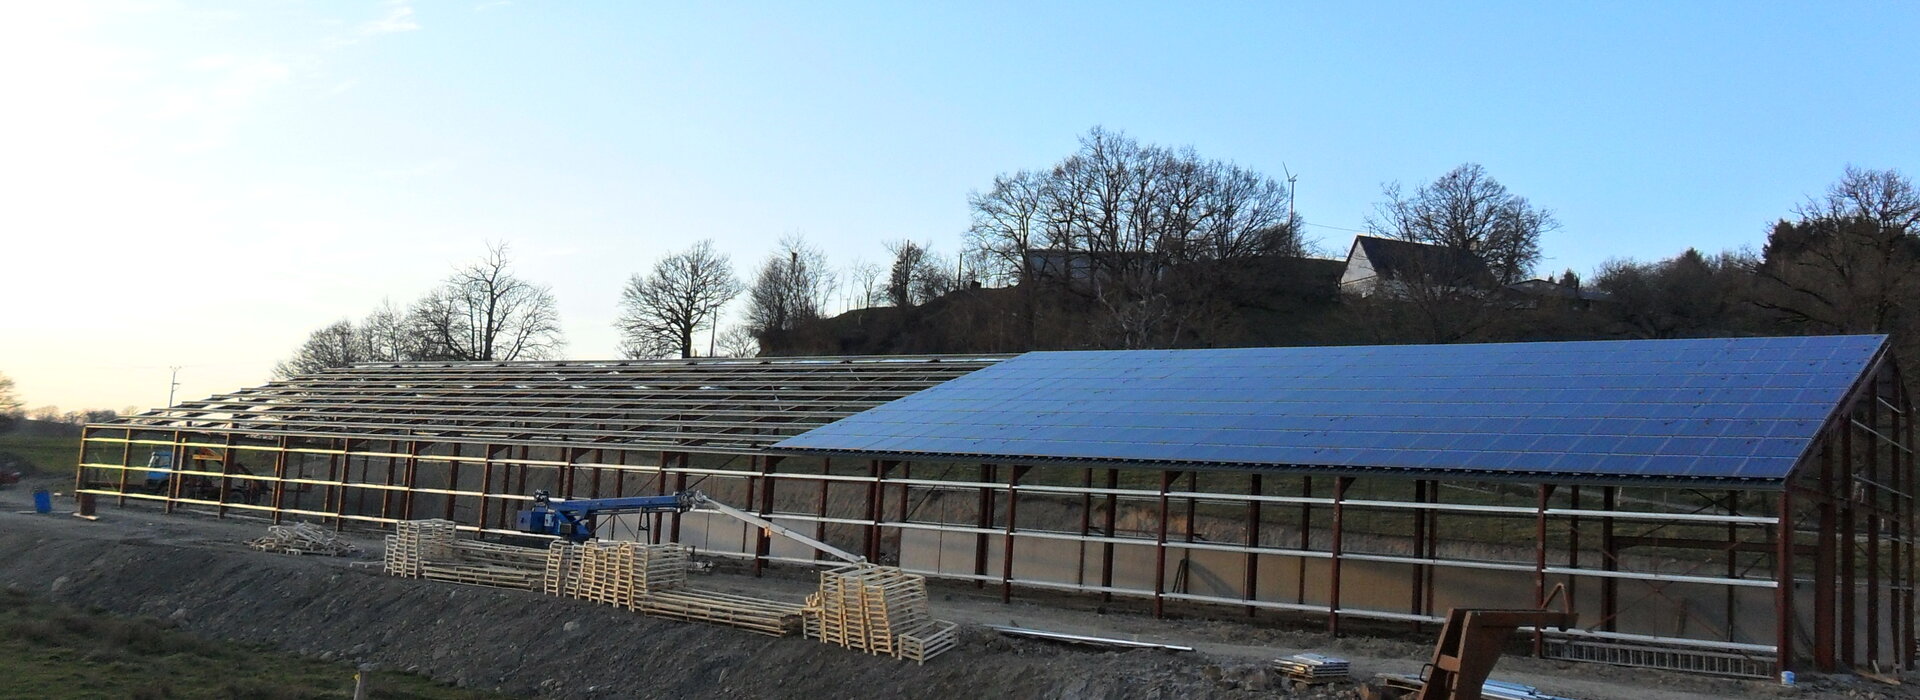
774;335;1886;483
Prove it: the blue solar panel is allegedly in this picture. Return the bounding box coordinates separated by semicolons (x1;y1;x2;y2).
773;336;1886;483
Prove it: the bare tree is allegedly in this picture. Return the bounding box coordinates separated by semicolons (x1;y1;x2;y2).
966;169;1051;288
883;240;957;307
964;127;1302;348
0;372;21;429
1754;166;1920;334
409;242;564;361
849;259;883;309
745;235;835;336
1595;248;1761;339
1367;163;1555;285
716;326;760;358
274;320;366;378
616;240;742;359
0;372;21;416
358;299;420;362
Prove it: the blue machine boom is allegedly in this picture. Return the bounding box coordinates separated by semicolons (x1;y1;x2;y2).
514;490;694;543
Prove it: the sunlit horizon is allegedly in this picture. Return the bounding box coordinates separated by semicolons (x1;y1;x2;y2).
2;1;1915;412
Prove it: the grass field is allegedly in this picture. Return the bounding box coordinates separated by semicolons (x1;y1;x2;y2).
0;589;496;700
0;434;81;476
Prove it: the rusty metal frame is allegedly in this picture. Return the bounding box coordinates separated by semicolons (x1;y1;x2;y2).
70;350;1918;679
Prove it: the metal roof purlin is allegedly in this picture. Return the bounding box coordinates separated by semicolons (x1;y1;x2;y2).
100;355;1009;454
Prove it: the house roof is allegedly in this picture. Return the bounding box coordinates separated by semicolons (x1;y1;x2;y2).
774;335;1889;486
1350;235;1495;286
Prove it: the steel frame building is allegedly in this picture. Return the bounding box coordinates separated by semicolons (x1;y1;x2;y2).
75;340;1915;678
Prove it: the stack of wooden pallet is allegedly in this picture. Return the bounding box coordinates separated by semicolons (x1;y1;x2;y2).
383;519;542;590
643;589;805;636
544;541;669;607
581;541;640;608
633;542;690;593
804;564;958;664
541;540;800;635
383;519;457;578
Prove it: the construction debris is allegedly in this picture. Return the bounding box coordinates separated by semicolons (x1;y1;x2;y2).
1271;653;1350;684
806;564;959;664
984;625;1194;653
1372;674;1574;700
248;522;357;556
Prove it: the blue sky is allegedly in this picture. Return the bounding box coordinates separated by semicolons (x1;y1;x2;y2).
2;1;1917;410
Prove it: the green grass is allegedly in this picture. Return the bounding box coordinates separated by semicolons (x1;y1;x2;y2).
0;589;499;700
0;434;81;476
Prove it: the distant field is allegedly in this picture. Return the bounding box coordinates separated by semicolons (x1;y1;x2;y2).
0;589;495;700
0;434;80;476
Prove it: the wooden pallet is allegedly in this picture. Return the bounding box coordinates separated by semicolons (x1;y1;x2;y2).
543;542;584;597
641;589;803;636
452;540;548;569
805;563;955;661
419;562;541;590
896;619;959;664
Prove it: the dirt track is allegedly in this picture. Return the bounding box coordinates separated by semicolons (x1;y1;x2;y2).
0;478;1906;700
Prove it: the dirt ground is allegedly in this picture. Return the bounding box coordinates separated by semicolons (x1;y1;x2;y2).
0;475;1910;700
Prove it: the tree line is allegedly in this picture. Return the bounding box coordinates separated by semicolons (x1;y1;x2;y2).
273;127;1920;389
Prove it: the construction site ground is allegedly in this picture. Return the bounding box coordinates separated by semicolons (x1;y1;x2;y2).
0;476;1910;700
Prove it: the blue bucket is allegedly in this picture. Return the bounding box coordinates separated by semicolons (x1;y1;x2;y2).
31;489;52;514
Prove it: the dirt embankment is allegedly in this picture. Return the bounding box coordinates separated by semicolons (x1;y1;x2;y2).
0;479;1907;700
0;515;1313;699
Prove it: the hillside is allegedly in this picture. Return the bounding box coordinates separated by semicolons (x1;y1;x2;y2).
763;257;1358;356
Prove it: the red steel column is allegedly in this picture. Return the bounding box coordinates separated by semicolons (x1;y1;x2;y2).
269;436;290;525
1329;476;1352;635
1002;465;1023;603
1777;487;1797;675
975;464;996;588
1896;381;1912;671
1602;486;1618;632
1816;438;1837;671
1153;469;1174;618
1869;395;1883;666
1843;422;1857;668
1245;473;1262;617
1100;468;1118;602
1411;480;1427;630
1533;483;1552;656
753;455;780;577
865;459;883;563
1298;476;1312;606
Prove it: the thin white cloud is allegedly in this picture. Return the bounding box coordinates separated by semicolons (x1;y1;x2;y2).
475;1;511;11
360;2;419;35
